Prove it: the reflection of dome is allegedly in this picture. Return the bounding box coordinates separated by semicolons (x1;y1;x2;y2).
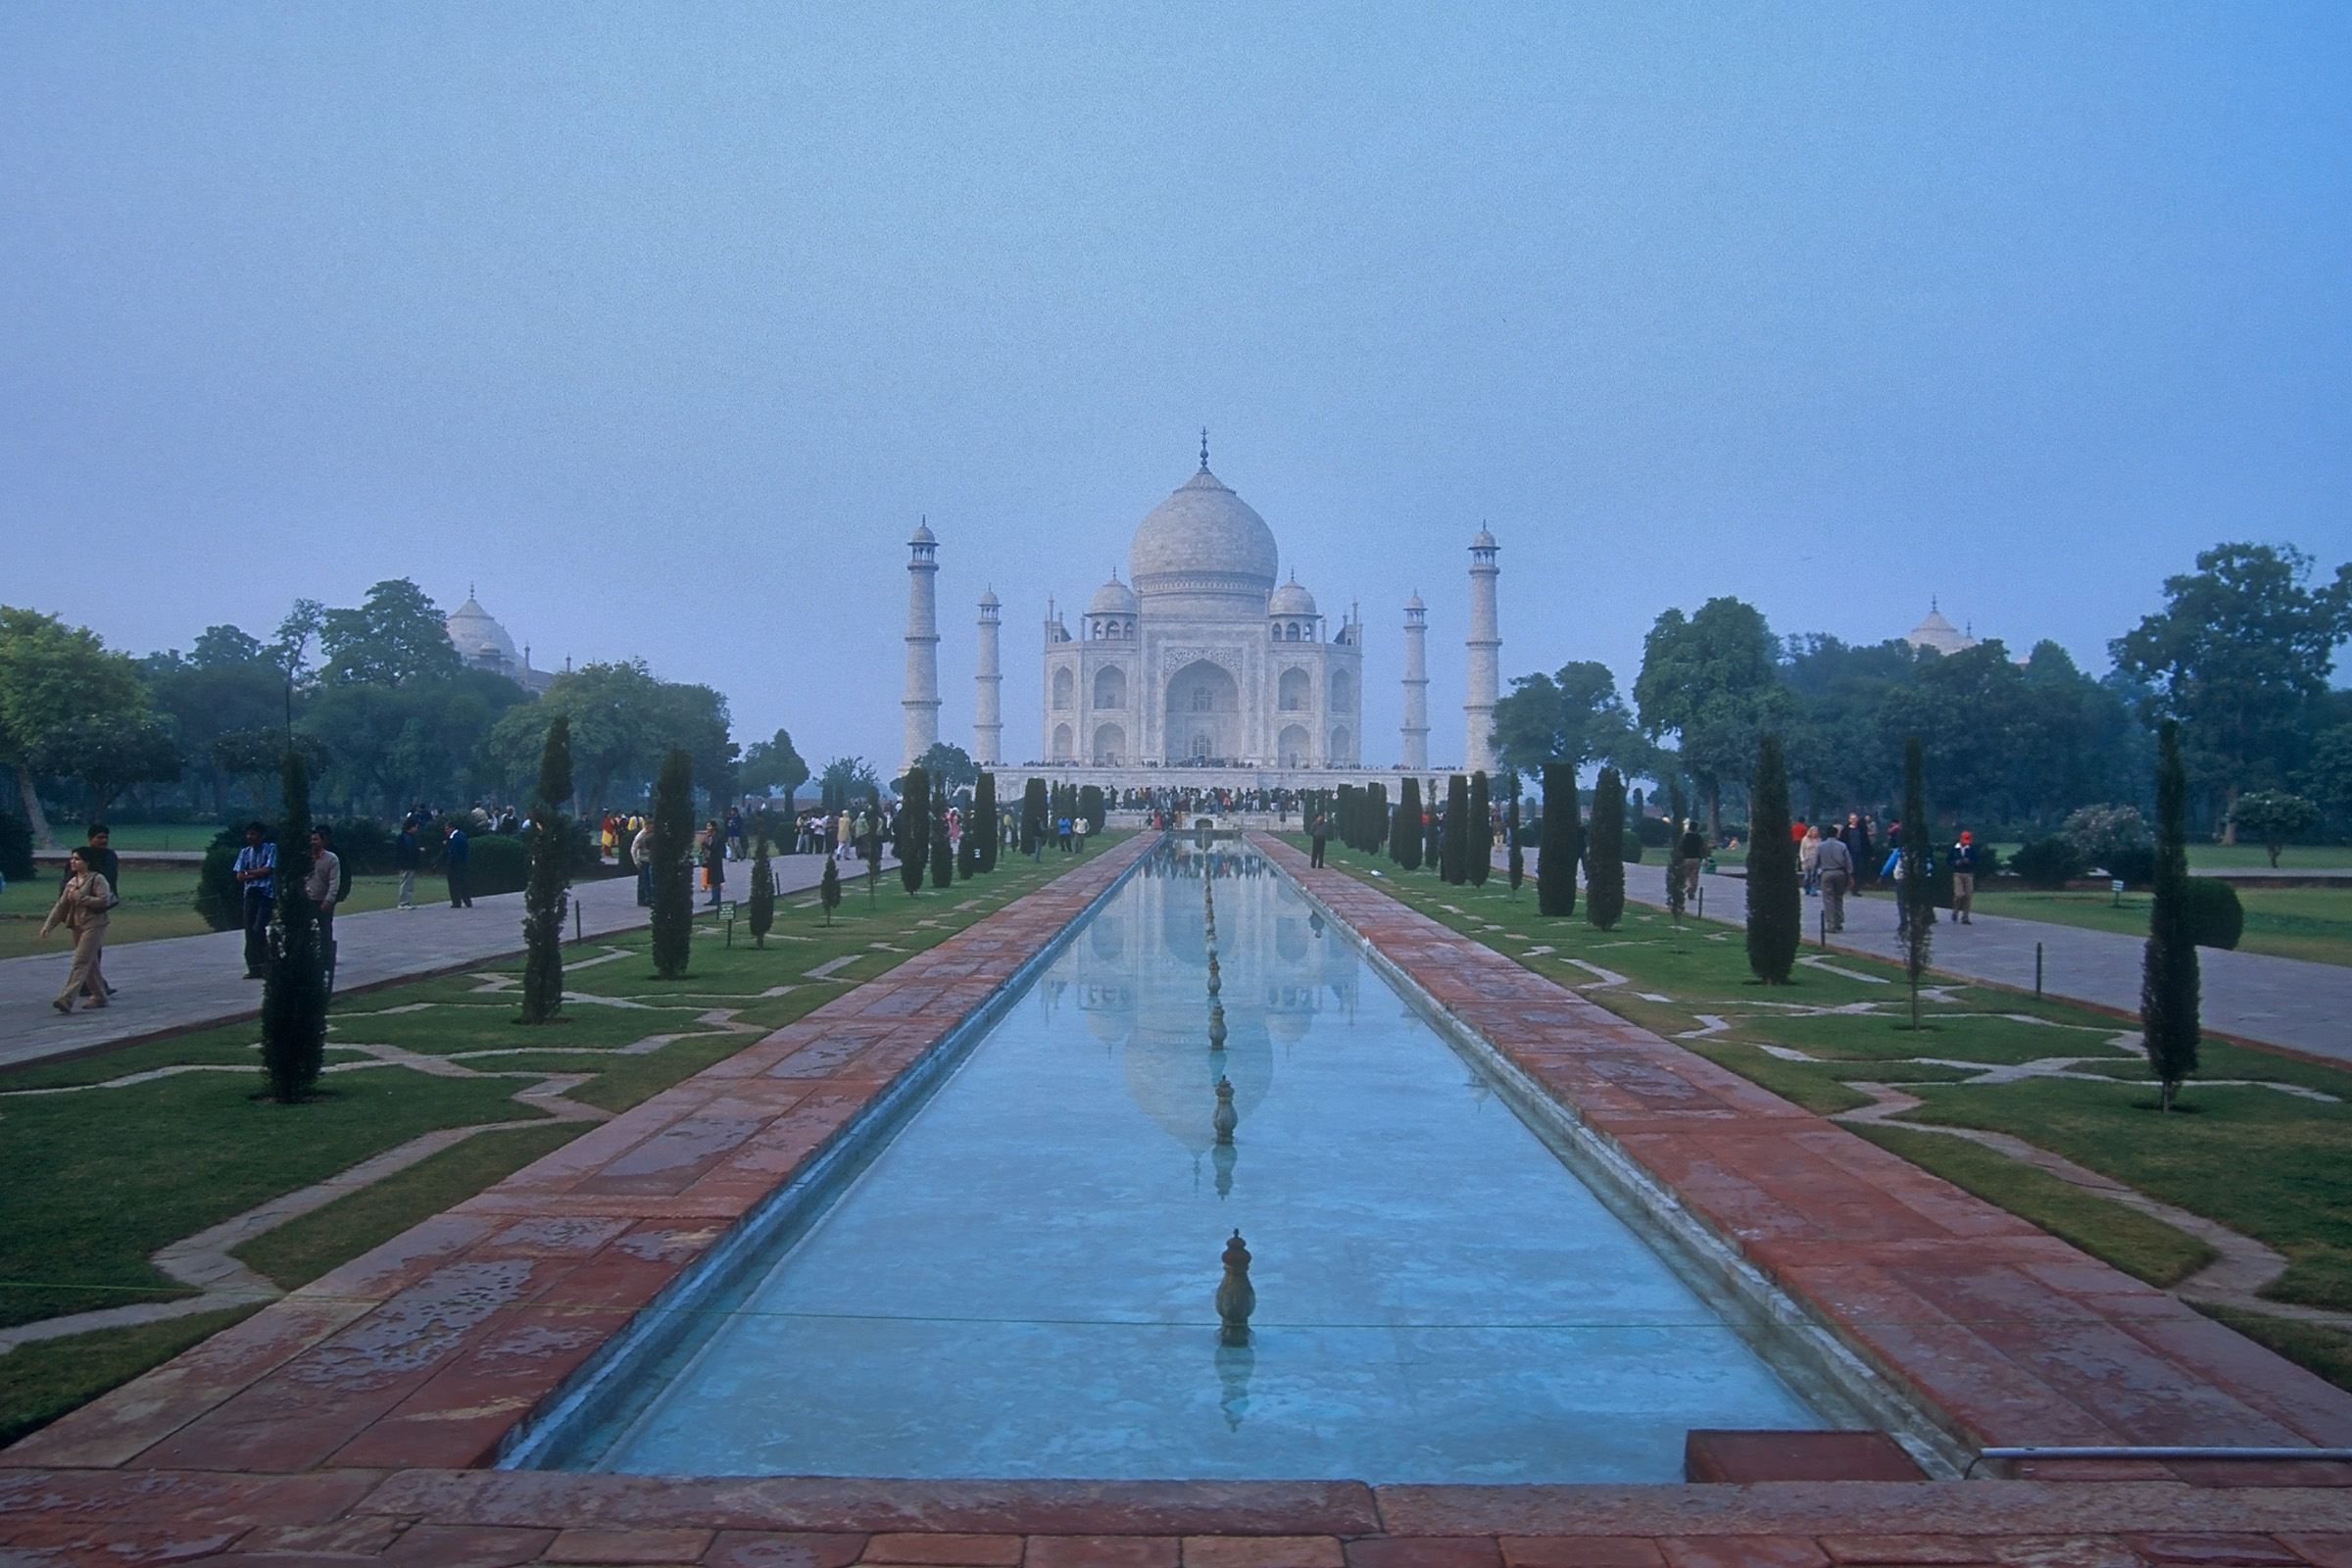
1088;575;1139;616
1268;576;1317;617
1128;466;1278;597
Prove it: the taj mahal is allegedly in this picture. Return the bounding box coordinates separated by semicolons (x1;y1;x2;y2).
901;438;1501;787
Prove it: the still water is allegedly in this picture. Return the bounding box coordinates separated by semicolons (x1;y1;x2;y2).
590;840;1823;1481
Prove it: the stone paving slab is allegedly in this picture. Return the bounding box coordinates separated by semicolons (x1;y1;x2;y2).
0;836;1149;1476
1265;836;2352;1457
1501;848;2352;1067
0;851;887;1071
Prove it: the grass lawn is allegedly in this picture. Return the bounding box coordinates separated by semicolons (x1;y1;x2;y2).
1968;885;2352;969
1290;835;2352;1391
0;835;1125;1445
0;869;416;960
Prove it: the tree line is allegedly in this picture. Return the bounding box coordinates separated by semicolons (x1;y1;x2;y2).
1491;541;2352;844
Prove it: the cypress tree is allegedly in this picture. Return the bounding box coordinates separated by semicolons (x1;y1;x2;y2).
931;801;954;887
748;806;776;948
649;747;695;979
1743;735;1799;982
900;767;931;894
2142;718;2201;1110
1396;777;1423;870
1505;777;1524;895
1386;779;1406;862
520;714;573;1021
1467;771;1492;888
818;850;841;925
1424;780;1444;871
1079;783;1104;836
1538;762;1580;917
1368;782;1388;858
956;816;978;878
1336;785;1356;851
1586;766;1625;929
975;771;998;872
1021;776;1048;858
1442;774;1470;884
1665;781;1690;924
1900;735;1933;1028
260;746;327;1102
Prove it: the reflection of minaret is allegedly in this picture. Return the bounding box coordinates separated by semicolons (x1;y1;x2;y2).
974;589;1003;765
1465;528;1499;775
903;519;941;768
1400;592;1429;769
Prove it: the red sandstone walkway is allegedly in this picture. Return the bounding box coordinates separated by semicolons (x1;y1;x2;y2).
5;830;2350;1565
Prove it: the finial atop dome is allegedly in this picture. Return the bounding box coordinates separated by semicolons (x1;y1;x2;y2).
1200;427;1210;471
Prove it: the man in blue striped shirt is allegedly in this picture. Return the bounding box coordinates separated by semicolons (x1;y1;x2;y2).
233;821;274;978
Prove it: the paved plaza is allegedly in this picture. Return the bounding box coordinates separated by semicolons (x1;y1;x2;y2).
0;852;887;1071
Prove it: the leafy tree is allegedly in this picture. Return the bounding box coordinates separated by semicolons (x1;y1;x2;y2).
2305;723;2352;829
904;742;976;794
270;599;324;728
1538;763;1580;917
1441;774;1469;884
975;771;999;872
144;648;285;813
259;746;327;1102
1586;766;1626;931
29;714;181;825
741;729;810;804
1492;661;1642;780
822;756;883;816
319;579;463;687
191;624;268;668
1396;777;1423;871
0;608;149;844
2230;790;2320;868
2142;719;2201;1111
1634;598;1787;840
2111;543;2352;832
520;715;573;1023
818;852;841;925
749;808;776;947
1876;642;2029;826
1744;736;1799;983
900;766;930;894
309;669;524;815
1466;772;1491;888
1899;736;1933;1030
214;729;329;811
649;748;695;979
2062;804;2151;873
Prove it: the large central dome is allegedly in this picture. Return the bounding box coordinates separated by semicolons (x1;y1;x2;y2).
1128;466;1279;600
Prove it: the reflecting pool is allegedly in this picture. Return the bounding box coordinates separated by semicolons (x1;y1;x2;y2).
587;840;1827;1481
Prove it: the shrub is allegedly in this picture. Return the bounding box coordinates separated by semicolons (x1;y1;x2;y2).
1079;784;1105;836
2182;877;2243;951
1620;827;1644;863
1587;766;1626;932
1634;814;1671;848
319;816;396;874
1538;763;1579;917
649;747;695;979
1395;778;1423;870
2063;804;2151;872
1743;737;1798;983
2142;719;2200;1109
194;824;246;930
0;810;33;881
464;833;530;897
2008;837;2085;889
2230;790;2320;868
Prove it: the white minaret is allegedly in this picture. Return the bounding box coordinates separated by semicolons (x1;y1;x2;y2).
1400;592;1430;769
1464;527;1499;775
903;519;941;768
974;588;1003;765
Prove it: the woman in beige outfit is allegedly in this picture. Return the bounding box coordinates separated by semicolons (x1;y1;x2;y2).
41;847;114;1012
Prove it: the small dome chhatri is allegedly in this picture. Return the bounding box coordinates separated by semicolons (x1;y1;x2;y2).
1128;456;1279;598
1088;572;1139;616
1269;574;1317;617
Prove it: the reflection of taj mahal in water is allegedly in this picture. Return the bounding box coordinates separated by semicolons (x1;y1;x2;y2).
900;436;1503;783
1038;845;1361;1190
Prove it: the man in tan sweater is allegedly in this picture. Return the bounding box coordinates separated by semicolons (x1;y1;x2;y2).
40;846;113;1013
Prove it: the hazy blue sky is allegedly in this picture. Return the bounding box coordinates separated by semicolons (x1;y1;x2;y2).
5;4;2346;772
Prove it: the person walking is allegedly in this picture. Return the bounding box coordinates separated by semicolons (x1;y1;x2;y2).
1799;824;1822;896
41;846;113;1012
702;822;725;907
1309;810;1329;868
1950;830;1979;925
1815;831;1853;933
306;825;342;991
1678;819;1706;903
79;824;121;997
724;807;744;862
445;820;472;907
632;818;656;906
233;820;275;979
394;816;422;909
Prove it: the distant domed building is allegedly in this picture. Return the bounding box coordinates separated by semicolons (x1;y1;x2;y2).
444;591;554;693
1903;602;1979;658
1040;448;1364;767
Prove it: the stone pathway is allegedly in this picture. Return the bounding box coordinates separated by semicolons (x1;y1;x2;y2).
0;851;881;1072
1506;848;2352;1065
